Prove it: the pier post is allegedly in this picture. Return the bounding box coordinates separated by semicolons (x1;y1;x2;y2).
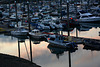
68;51;71;67
67;0;70;36
67;1;71;67
18;39;20;58
29;36;33;62
60;0;63;35
15;1;18;27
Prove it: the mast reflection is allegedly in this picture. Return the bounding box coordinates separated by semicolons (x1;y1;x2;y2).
16;35;29;58
29;35;33;62
18;39;20;58
83;45;100;51
68;50;71;67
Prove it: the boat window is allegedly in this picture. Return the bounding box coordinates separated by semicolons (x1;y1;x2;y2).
81;16;88;18
89;15;95;17
36;31;39;33
79;11;88;14
50;38;55;41
77;13;80;15
32;31;35;33
77;16;80;19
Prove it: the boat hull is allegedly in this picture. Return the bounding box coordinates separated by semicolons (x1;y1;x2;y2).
48;40;70;49
77;18;100;23
30;35;44;39
11;31;28;36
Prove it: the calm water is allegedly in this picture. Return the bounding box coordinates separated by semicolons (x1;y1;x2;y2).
0;23;100;67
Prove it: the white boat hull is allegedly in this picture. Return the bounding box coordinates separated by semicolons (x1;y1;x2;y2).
77;17;100;22
29;32;46;39
30;35;44;39
11;31;28;36
48;40;70;48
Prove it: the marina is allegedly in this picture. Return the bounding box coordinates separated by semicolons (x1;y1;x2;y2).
0;0;100;67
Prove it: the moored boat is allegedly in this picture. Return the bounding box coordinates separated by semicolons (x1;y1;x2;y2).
11;27;28;36
76;10;100;23
47;35;77;49
29;29;46;39
83;39;100;49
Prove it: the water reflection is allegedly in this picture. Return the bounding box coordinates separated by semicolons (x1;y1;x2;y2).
17;36;30;59
77;23;100;32
0;22;100;67
83;45;100;51
47;43;79;67
47;44;66;59
31;36;45;44
47;44;78;59
29;36;33;62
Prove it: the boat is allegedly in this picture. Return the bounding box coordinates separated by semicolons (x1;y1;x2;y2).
76;10;100;23
38;23;50;30
11;27;28;36
83;45;100;51
47;35;77;49
61;19;80;28
83;39;100;49
29;29;46;39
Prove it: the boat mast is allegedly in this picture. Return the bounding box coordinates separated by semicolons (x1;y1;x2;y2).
9;0;10;21
60;0;62;20
27;1;31;32
15;1;18;27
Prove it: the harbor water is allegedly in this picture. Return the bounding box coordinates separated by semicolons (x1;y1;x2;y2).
0;23;100;67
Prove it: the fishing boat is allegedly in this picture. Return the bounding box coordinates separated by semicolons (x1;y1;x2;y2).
29;29;46;39
47;35;77;49
11;27;28;36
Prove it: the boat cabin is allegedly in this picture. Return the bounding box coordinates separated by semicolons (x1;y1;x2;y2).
31;29;40;34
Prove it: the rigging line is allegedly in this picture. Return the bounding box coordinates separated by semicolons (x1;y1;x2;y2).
24;42;30;60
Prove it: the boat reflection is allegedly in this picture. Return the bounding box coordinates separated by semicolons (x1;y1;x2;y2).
30;35;45;44
31;38;43;44
47;44;66;59
77;23;100;31
47;44;78;59
11;35;28;43
77;25;92;31
83;45;100;51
